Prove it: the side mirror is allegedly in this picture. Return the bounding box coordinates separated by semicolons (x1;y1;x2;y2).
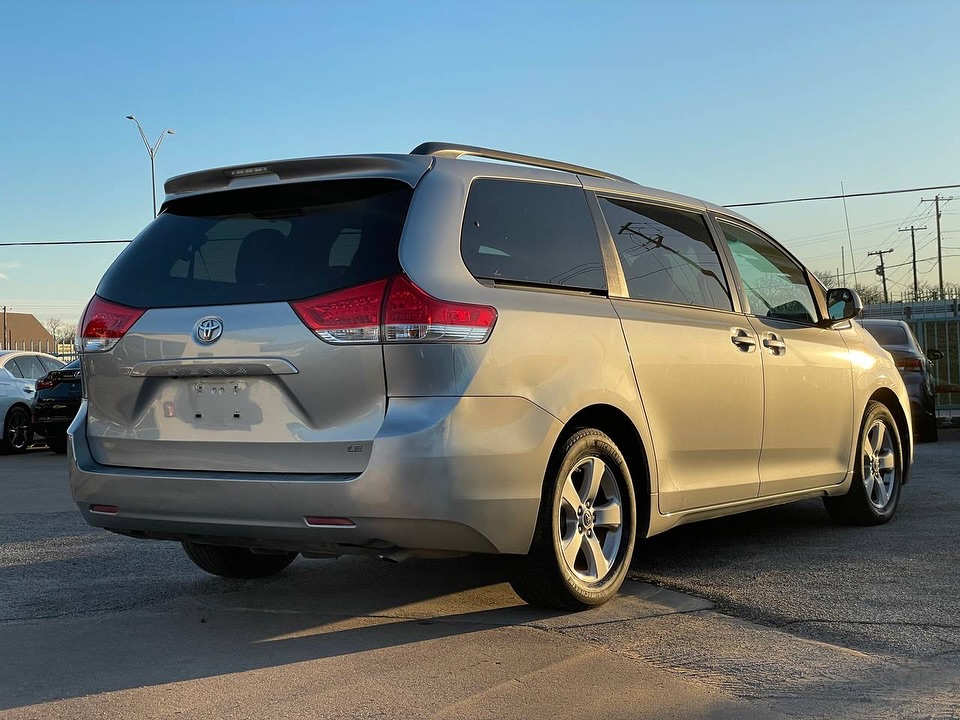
928;349;945;361
826;287;863;321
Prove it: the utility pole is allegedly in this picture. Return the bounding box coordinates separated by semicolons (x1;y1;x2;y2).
899;225;927;301
920;195;954;299
1;305;6;351
867;249;894;303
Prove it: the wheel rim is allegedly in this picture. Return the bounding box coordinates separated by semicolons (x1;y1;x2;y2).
861;419;898;510
557;455;624;583
7;410;29;451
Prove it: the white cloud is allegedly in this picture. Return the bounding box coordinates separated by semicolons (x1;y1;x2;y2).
0;272;8;280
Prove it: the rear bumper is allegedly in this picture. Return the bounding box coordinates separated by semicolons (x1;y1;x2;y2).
68;396;562;555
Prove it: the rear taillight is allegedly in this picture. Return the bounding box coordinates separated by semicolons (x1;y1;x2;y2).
36;377;57;391
290;279;389;344
383;275;497;343
290;275;497;345
77;296;145;353
895;357;923;372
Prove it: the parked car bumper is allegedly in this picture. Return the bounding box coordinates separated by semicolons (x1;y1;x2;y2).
68;396;561;556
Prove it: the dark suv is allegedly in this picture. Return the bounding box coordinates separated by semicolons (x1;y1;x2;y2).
859;319;941;442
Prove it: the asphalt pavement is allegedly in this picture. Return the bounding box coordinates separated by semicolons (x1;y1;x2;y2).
1;437;958;719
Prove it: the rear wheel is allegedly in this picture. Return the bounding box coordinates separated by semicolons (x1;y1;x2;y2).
824;401;902;526
182;542;298;578
506;428;636;610
1;406;32;455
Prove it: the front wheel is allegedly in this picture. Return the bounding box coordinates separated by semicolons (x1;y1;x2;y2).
824;401;903;526
1;406;32;454
506;428;637;610
182;543;298;579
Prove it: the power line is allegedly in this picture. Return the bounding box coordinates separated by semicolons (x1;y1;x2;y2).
0;239;131;247
727;182;960;208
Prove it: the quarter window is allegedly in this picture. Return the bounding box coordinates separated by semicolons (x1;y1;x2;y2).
719;221;818;324
597;197;732;310
460;180;606;291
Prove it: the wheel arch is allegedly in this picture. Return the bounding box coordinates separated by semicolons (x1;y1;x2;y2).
560;404;652;539
4;401;32;421
868;388;912;484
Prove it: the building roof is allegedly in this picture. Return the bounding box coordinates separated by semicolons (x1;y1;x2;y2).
1;312;55;350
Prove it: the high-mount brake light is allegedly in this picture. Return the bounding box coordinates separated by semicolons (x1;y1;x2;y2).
383;275;497;343
78;296;145;353
290;275;497;345
290;279;388;344
226;166;271;177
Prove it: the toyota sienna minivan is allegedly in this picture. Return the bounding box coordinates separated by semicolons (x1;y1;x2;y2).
69;142;912;609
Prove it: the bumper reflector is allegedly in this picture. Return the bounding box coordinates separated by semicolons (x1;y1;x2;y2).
304;516;355;528
90;504;119;515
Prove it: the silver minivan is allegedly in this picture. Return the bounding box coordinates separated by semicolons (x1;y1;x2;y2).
69;142;912;609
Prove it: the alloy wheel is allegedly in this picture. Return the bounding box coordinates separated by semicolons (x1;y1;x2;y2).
557;455;624;583
861;418;898;510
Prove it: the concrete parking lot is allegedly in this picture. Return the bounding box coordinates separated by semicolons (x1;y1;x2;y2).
1;438;958;719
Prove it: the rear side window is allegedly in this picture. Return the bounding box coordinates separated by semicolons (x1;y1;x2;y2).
40;356;65;373
863;324;910;346
11;355;46;380
597;197;732;310
460;180;606;291
97;179;412;308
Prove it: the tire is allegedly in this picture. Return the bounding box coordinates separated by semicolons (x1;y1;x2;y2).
1;406;33;455
824;401;903;526
182;542;298;579
48;437;68;454
506;428;637;610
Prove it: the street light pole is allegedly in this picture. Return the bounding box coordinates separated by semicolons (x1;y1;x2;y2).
126;116;175;218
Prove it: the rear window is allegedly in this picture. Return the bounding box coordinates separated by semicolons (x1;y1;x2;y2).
97;179;412;308
460;179;606;292
863;323;910;347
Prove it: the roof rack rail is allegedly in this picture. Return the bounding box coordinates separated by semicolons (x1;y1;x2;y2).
410;142;631;183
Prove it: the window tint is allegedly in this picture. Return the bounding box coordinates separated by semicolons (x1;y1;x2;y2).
719;221;818;323
3;359;23;378
97;179;412;308
862;323;910;346
461;180;605;291
598;198;731;310
11;355;46;380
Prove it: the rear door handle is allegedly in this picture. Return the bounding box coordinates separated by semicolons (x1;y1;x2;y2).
730;327;757;352
762;332;787;355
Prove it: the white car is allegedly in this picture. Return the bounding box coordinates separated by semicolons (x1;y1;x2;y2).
0;351;65;453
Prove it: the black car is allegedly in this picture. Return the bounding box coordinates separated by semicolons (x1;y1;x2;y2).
32;359;82;453
859;319;942;443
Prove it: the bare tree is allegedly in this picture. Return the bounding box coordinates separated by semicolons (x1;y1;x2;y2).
44;318;65;344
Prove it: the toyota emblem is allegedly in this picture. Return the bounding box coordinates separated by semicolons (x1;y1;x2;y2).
194;317;224;345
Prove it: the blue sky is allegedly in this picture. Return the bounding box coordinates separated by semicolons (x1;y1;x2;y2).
2;0;959;325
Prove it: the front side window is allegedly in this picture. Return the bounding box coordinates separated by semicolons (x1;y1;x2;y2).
460;180;606;291
597;197;731;310
719;221;818;324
